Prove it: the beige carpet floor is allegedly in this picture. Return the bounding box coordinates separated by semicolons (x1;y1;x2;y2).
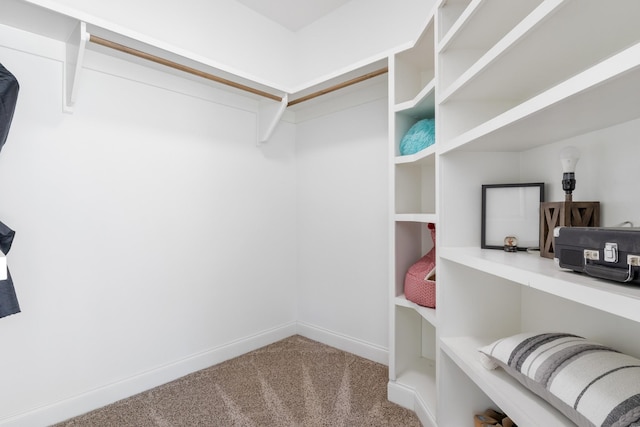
54;335;421;426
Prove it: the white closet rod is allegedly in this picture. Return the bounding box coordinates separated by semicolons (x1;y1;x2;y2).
88;34;283;102
88;35;388;107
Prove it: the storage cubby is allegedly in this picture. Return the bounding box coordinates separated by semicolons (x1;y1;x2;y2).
394;103;436;157
394;222;436;297
393;16;435;105
394;162;436;216
389;305;437;423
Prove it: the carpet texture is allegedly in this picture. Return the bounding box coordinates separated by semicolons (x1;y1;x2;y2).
54;335;421;426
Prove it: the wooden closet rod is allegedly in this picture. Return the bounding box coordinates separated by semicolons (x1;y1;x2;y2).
89;35;387;107
89;35;283;102
287;67;388;107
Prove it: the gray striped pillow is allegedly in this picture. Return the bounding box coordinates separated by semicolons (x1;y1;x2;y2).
478;332;640;427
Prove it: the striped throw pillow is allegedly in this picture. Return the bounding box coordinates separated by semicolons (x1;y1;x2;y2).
478;332;640;427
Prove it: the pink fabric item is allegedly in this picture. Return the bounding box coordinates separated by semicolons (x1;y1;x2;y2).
404;223;436;308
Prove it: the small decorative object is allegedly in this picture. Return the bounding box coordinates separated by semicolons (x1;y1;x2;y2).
399;118;435;156
481;183;544;251
503;236;518;252
404;223;436;308
539;146;600;258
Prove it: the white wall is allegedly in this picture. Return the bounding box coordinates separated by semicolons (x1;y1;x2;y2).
292;0;437;89
519;117;640;228
0;27;298;425
295;95;389;362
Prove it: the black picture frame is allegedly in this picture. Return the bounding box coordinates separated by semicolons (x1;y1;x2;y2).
481;183;545;250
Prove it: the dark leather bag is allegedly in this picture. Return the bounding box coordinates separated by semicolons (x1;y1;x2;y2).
555;227;640;284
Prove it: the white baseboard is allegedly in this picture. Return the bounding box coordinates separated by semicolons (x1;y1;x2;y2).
296;321;388;365
0;322;297;427
387;380;415;410
388;381;437;427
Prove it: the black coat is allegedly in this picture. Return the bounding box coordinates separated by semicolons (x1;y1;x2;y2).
0;221;19;318
0;62;19;154
0;62;20;318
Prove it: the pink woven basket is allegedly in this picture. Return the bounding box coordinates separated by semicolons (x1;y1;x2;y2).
404;223;436;308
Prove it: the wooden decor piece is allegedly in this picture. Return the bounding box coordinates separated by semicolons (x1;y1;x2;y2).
539;200;600;258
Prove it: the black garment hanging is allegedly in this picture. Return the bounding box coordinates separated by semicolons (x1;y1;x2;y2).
0;62;20;318
0;62;19;154
0;221;19;318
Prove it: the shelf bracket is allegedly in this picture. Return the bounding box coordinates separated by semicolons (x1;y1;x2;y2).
63;21;89;113
257;94;288;144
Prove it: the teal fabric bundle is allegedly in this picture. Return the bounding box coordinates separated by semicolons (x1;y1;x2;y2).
399;118;435;156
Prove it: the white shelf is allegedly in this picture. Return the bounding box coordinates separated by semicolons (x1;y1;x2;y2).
438;0;542;54
440;336;574;427
437;0;472;43
440;247;640;324
440;41;640;153
394;213;437;224
395;295;437;327
439;0;562;101
394;144;436;166
394;78;436;118
441;1;640;106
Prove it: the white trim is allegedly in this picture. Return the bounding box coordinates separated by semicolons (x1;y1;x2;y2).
0;322;297;427
296;321;388;365
388;381;437;427
387;380;416;409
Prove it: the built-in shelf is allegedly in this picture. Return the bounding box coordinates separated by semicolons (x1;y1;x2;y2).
443;0;640;105
394;213;437;224
438;0;543;54
435;2;640;426
440;247;640;324
440;41;640;153
437;0;472;43
440;336;574;427
395;294;437;327
394;145;436;166
394;79;435;118
389;5;438;426
437;0;545;91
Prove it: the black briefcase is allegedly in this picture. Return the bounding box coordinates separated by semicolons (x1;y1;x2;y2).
554;227;640;284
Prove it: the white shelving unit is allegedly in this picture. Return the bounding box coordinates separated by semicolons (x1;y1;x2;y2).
387;4;438;427
433;1;640;426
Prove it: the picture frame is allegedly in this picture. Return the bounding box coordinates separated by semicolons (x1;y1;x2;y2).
481;183;545;250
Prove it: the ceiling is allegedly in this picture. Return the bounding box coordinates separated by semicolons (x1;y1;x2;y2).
235;0;353;32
